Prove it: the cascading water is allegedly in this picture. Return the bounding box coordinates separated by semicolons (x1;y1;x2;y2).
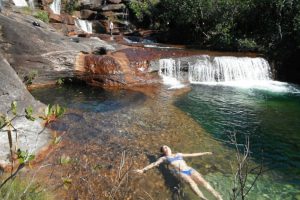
158;55;300;92
28;0;35;9
75;19;93;34
159;58;185;89
12;0;28;7
50;0;61;15
189;56;272;83
159;56;272;83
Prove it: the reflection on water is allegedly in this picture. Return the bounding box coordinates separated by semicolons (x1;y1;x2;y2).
175;84;300;199
31;85;146;113
30;84;300;199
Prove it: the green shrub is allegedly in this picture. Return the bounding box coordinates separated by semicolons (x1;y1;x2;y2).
237;38;259;51
0;178;53;200
34;10;49;23
129;0;159;23
64;0;79;14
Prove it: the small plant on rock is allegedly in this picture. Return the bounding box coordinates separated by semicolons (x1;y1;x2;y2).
23;70;38;86
40;104;65;125
34;10;49;23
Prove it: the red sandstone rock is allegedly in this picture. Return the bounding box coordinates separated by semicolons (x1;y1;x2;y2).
61;14;75;25
49;13;63;23
68;31;78;36
80;51;157;88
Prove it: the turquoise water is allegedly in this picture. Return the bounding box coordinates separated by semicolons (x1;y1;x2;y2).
174;83;300;198
30;83;300;199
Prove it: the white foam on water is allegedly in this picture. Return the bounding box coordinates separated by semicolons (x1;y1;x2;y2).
159;58;186;89
191;80;300;93
161;75;186;89
123;38;137;44
144;44;174;49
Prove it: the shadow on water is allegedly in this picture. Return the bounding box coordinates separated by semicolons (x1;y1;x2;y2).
31;84;147;113
31;84;147;144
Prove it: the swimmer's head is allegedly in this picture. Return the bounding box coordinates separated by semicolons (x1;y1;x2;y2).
160;145;171;156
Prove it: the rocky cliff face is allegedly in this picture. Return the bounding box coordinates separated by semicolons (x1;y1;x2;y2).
45;0;131;35
0;11;115;85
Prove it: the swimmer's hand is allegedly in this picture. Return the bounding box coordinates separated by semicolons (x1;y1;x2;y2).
133;169;144;174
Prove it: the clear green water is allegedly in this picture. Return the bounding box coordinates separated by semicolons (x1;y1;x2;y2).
30;83;300;199
31;85;146;113
174;84;300;199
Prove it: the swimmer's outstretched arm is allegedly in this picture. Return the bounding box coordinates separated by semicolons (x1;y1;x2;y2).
180;152;212;157
135;157;166;174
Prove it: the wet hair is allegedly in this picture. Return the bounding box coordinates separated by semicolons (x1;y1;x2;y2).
160;146;165;153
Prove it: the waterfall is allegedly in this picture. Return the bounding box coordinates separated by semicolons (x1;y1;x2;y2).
28;0;35;9
159;58;185;89
12;0;28;7
75;19;93;34
50;0;61;15
189;56;272;83
159;58;187;80
158;56;272;84
156;56;300;92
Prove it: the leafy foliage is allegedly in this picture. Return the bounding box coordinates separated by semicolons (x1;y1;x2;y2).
131;0;300;82
23;70;38;86
11;101;17;115
0;178;53;200
61;176;72;189
40;104;65;124
34;10;49;23
129;0;159;26
64;0;79;14
60;154;71;165
25;106;35;121
17;149;35;165
56;78;64;86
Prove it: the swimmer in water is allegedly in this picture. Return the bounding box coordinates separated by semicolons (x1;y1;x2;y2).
135;145;223;200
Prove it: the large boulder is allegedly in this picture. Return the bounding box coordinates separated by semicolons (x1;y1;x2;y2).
0;11;115;85
0;53;51;170
49;13;63;23
61;14;75;25
80;9;97;20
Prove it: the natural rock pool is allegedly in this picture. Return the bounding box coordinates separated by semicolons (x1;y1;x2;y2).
29;82;300;199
